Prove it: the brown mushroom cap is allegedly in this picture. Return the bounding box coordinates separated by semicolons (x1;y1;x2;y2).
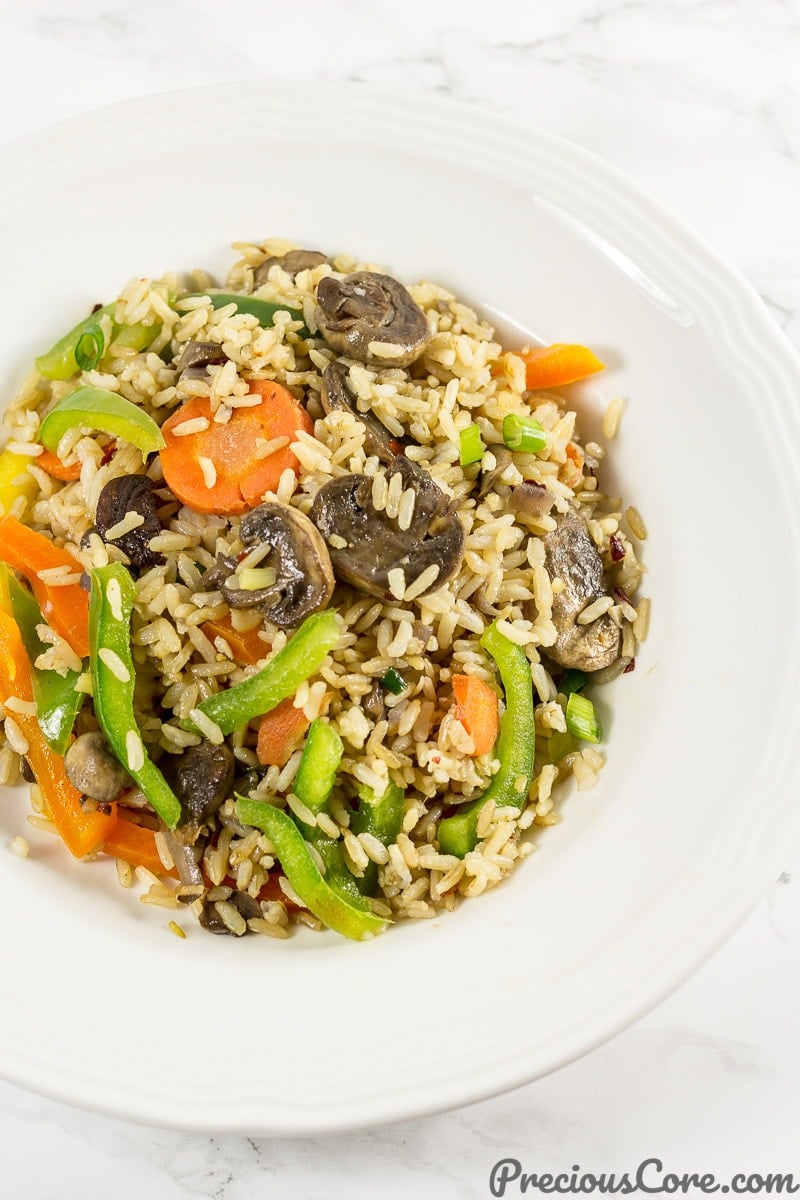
320;361;400;463
94;475;164;570
315;272;430;368
254;249;328;287
222;501;335;628
64;731;131;804
309;459;465;600
174;340;228;381
534;507;621;672
162;740;235;828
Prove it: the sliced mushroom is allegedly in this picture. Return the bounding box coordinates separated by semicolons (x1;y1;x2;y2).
477;445;514;498
64;731;131;804
163;741;235;827
163;828;206;886
310;459;464;600
175;340;228;381
316;272;429;367
95;475;163;570
321;361;400;463
198;889;261;936
254;249;328;287
532;507;621;673
222;502;335;628
508;481;556;522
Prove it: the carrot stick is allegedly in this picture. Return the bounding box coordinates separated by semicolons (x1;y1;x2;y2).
36;450;82;482
159;380;312;515
0;608;115;856
202;615;269;667
452;673;500;756
0;515;89;657
102;815;177;877
521;343;605;390
256;696;310;767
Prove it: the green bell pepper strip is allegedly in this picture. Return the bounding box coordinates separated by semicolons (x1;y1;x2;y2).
35;304;161;380
0;565;83;754
89;564;182;828
236;796;387;941
187;610;340;737
290;717;366;904
38;387;165;456
186;292;309;337
352;780;405;895
437;623;536;858
293;718;343;816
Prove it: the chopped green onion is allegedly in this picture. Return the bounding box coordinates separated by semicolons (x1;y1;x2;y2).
459;423;484;467
559;669;587;697
565;691;602;744
74;324;105;372
503;413;547;454
547;730;575;764
381;667;406;695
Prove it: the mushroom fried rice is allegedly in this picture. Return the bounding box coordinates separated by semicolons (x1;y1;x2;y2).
0;238;649;941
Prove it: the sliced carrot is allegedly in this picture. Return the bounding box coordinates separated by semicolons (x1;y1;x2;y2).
159;380;313;515
256;696;310;767
36;450;82;482
452;673;500;757
0;608;115;857
0;515;89;657
521;343;605;390
102;815;177;877
202;615;269;667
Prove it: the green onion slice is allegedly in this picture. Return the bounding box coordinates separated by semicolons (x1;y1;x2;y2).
74;324;105;371
565;691;602;744
380;667;407;695
503;413;547;454
459;423;484;467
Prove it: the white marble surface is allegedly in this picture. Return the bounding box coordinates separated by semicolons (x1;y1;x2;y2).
1;0;799;1194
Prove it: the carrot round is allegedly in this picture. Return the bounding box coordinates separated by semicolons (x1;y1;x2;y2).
452;673;500;757
36;449;82;482
522;343;605;390
159;380;312;515
202;615;269;667
256;696;311;767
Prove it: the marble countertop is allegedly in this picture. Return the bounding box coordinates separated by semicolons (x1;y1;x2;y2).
1;1;799;1195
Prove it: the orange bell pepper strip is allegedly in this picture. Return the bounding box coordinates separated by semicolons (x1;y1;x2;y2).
520;343;605;390
102;815;177;877
0;515;89;657
0;607;115;857
452;673;500;756
202;615;269;667
256;696;310;767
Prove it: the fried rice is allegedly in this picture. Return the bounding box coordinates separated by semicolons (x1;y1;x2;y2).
0;237;648;939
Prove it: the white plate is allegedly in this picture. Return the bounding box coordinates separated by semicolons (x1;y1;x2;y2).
1;82;799;1135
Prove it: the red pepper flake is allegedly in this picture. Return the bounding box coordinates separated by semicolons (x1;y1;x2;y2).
613;586;632;606
100;439;117;466
623;658;636;674
91;302;103;314
609;534;626;562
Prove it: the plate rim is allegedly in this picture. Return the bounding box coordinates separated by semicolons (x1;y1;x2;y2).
1;79;799;1134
